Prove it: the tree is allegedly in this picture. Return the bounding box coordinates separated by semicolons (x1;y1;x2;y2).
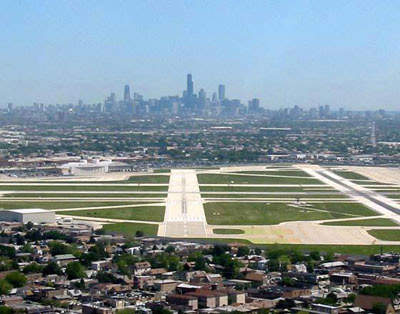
0;280;12;295
372;302;386;314
5;272;27;288
135;230;144;237
42;262;62;276
310;251;321;261
48;241;72;256
165;246;175;253
65;262;86;280
0;245;15;258
25;221;34;230
21;243;34;254
23;263;44;274
237;246;250;257
0;306;13;314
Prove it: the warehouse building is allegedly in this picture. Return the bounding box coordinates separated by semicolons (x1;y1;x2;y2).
0;208;55;224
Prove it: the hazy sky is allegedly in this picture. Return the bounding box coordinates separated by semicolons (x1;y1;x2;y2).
1;0;400;109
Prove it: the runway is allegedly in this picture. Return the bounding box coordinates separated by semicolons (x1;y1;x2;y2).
158;169;207;237
299;165;400;224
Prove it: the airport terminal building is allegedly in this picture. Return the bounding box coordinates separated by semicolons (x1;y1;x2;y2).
0;208;56;224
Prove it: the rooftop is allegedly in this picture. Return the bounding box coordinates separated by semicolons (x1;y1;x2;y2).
7;208;51;214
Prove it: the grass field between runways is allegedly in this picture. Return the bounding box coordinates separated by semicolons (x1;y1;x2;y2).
197;174;323;185
213;228;245;234
60;205;165;222
0;201;146;210
127;175;170;183
322;218;398;227
102;222;158;236
0;185;168;191
204;202;377;225
3;192;167;198
367;229;400;241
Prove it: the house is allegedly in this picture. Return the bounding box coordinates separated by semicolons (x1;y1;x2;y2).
153;279;179;293
134;276;154;289
53;254;78;266
166;294;198;311
147;267;167;277
330;272;357;285
134;261;151;275
355;294;395;314
312;303;341;314
91;260;112;271
186;289;228;308
244;271;267;285
126;246;141;255
227;290;246;304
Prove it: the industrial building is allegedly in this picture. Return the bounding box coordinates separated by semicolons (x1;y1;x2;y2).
60;159;133;176
0;208;56;224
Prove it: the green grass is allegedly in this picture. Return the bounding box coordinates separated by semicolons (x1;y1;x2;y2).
0;201;142;210
199;186;332;192
322;218;398;227
204;202;376;225
333;171;370;180
213;228;245;234
234;170;312;177
61;205;165;222
368;229;400;241
204;202;375;225
201;193;346;199
4;193;166;198
153;169;171;173
385;195;400;199
0;185;168;191
198;174;322;185
127;175;170;183
102;222;158;236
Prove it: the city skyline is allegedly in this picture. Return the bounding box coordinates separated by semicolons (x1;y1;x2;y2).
2;1;400;110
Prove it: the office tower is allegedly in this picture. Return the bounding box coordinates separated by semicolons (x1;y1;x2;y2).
124;84;131;103
248;98;260;114
212;92;218;103
187;74;194;97
104;92;116;112
371;121;377;148
7;103;13;112
218;84;225;101
199;88;206;102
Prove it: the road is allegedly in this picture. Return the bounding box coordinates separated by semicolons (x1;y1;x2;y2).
158;169;207;237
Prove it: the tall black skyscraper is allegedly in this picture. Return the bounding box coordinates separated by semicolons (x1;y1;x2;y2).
187;74;194;97
124;84;131;103
218;84;225;101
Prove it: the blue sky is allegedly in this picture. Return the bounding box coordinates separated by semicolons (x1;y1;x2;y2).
1;0;400;109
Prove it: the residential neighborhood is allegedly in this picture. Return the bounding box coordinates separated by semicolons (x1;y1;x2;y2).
0;219;400;313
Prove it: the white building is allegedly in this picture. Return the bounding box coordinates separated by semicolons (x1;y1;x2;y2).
59;159;133;176
0;208;56;224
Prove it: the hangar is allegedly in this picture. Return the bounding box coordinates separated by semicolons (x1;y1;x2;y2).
0;208;56;224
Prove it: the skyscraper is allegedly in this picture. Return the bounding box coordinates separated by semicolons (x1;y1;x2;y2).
371;121;377;148
124;84;131;103
187;74;194;97
248;98;260;114
218;84;225;102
